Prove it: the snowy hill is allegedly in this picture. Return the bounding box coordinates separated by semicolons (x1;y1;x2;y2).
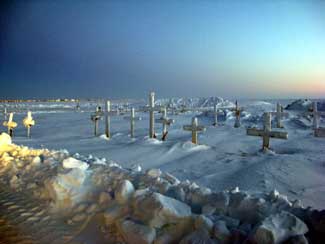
155;97;234;109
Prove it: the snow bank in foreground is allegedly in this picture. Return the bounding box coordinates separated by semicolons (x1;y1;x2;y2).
0;132;324;243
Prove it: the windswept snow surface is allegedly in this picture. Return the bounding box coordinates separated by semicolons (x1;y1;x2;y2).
3;98;325;209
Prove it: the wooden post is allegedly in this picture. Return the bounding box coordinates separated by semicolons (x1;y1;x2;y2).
234;100;241;128
247;112;288;151
3;112;17;137
155;107;175;141
183;117;206;144
4;107;7;120
149;92;155;138
124;108;141;138
23;111;35;138
91;106;103;136
76;99;80;111
105;100;111;139
271;102;288;128
213;104;218;126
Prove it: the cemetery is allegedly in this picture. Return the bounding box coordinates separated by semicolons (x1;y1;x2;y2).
0;96;324;244
1;1;325;243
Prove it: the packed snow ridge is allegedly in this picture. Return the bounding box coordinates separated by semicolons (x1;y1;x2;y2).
0;132;324;244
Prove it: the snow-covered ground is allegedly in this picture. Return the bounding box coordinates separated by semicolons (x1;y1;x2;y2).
2;98;325;210
1;97;325;243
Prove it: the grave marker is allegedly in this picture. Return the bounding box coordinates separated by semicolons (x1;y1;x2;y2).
91;106;104;136
155;107;175;140
183;117;206;144
104;100;119;139
3;113;17;137
143;92;163;138
23;111;35;138
3;107;7;120
212;104;219;126
124;108;141;138
309;101;325;129
271;102;288;128
247;112;288;151
233;100;243;128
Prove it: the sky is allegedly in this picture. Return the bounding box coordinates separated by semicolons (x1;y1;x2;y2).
0;0;325;100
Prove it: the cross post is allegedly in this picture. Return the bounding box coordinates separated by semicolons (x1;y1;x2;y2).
247;112;288;151
270;102;288;128
155;107;175;141
309;102;325;129
124;107;141;138
233;101;242;128
23;111;35;138
3;112;17;137
91;106;104;136
183;117;206;144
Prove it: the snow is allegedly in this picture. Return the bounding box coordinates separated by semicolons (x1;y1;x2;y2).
1;98;325;243
62;157;89;170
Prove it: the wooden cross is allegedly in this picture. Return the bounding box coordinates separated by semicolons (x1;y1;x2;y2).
124;107;141;138
270;102;289;128
308;102;325;129
3;112;18;137
183;117;206;144
91;106;104;136
104;100;120;139
145;92;164;138
155;107;175;141
212;104;219;126
247;112;288;151
233;100;243;128
23;111;35;138
76;99;81;111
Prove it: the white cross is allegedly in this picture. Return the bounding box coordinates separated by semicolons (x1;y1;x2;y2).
155;107;175;141
247;112;288;151
142;92;163;138
23;111;35;138
270;102;288;128
124;107;141;138
3;112;17;137
309;102;325;129
183;117;206;144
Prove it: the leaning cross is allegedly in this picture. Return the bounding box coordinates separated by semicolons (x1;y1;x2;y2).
183;117;206;144
3;112;18;137
155;107;175;141
124;107;141;138
91;106;104;136
247;112;288;151
23;111;35;138
270;102;289;128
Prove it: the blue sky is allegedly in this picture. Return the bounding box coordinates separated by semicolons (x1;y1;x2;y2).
0;1;324;99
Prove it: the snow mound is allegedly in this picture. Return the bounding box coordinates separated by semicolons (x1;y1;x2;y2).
62;157;89;170
285;99;313;111
0;141;324;243
0;133;12;146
